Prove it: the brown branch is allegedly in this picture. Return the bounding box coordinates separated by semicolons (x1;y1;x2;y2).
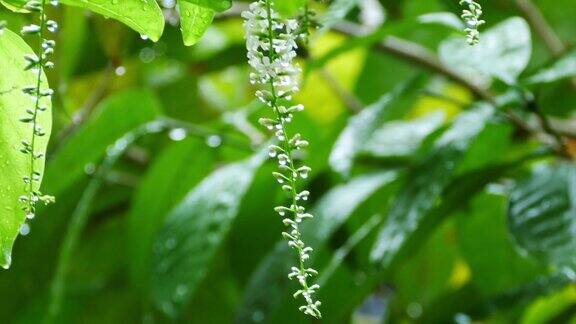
515;0;565;56
331;23;538;136
220;7;572;155
514;0;574;156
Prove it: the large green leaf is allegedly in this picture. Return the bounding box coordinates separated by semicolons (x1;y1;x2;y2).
320;0;359;32
0;0;28;12
46;121;166;321
151;152;266;317
127;138;215;293
181;0;231;12
370;105;499;265
0;29;52;269
236;172;398;323
359;112;444;160
439;17;531;85
524;50;576;85
44;90;160;196
59;0;164;42
329;81;422;176
508;164;576;270
178;1;215;46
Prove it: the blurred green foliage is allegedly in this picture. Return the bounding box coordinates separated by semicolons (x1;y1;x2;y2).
0;0;575;323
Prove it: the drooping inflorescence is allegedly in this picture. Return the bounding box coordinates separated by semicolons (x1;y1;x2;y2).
18;0;58;234
242;0;321;318
296;4;320;44
459;0;485;45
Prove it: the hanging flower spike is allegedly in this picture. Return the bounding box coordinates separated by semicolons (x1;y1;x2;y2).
459;0;485;45
243;0;321;318
18;0;58;235
297;4;320;45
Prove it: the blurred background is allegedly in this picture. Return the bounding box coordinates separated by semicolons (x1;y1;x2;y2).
1;0;576;323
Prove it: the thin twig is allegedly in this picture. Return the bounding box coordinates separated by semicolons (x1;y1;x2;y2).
333;22;495;103
515;0;565;56
223;8;570;156
317;68;364;113
332;24;537;136
422;89;470;107
515;0;576;88
533;105;570;158
55;64;114;144
513;0;573;156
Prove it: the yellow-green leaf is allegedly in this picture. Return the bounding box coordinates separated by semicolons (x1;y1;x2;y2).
0;29;52;269
178;1;215;46
59;0;165;42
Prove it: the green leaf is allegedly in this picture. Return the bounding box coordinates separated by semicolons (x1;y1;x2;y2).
46;121;164;321
359;112;445;160
178;1;215;46
439;17;531;84
329;80;423;176
44;90;160;196
236;172;398;323
390;220;460;317
180;0;231;12
417;12;464;30
522;285;576;324
59;0;165;42
0;0;29;12
151;152;266;317
370;105;497;265
524;50;576;85
127;138;215;294
0;28;51;269
458;193;543;295
320;0;359;32
508;163;576;270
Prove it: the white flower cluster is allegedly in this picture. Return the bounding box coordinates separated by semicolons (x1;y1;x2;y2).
243;0;321;318
18;0;58;235
460;0;485;45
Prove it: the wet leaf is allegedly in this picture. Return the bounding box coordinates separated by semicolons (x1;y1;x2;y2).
439;17;531;85
508;164;576;270
370;105;497;265
59;0;164;42
178;1;215;46
127;138;215;294
44;90;160;196
524;50;576;85
0;29;51;269
181;0;231;12
151;152;266;317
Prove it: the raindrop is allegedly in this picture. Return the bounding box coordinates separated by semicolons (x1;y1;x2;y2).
84;163;96;175
139;47;156;63
20;223;30;236
115;66;126;76
252;310;264;322
168;128;187;141
206;135;222;148
165;238;177;251
406;302;422;319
